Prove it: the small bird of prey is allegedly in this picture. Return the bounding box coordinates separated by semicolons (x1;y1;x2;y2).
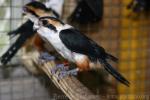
23;2;130;87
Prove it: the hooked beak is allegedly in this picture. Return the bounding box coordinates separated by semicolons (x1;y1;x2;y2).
22;6;27;16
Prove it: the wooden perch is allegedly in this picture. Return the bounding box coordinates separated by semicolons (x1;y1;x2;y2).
21;51;101;100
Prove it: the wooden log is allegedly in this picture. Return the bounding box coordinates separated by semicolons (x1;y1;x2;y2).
21;52;102;100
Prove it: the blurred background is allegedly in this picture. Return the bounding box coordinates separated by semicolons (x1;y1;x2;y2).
0;0;150;100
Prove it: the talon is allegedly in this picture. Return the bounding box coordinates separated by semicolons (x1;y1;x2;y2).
58;71;68;80
51;64;69;75
38;59;45;65
56;64;69;70
57;68;79;80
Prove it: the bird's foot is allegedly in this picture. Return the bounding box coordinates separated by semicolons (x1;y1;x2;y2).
51;64;69;75
38;52;55;65
57;68;79;80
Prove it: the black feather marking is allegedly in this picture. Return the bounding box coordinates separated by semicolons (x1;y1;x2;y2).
28;9;39;17
46;24;57;32
23;6;39;17
59;28;106;61
40;19;57;32
59;28;129;86
106;53;119;63
100;59;130;87
59;28;130;86
8;20;34;36
26;1;50;12
7;30;18;36
0;20;35;65
39;16;64;25
24;1;60;18
41;20;48;26
24;1;51;18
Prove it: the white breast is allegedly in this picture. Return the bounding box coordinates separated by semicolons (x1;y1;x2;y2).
37;24;79;62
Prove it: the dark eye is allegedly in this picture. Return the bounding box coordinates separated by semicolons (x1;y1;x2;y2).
41;20;48;26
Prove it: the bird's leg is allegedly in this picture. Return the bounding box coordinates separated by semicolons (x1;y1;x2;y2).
38;52;55;64
51;62;78;79
57;68;79;79
63;60;69;66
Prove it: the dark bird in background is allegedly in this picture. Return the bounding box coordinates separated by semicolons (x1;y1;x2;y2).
0;1;59;65
69;0;103;24
0;20;35;65
127;0;150;13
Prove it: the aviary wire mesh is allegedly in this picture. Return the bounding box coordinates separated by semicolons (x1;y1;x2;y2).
0;0;150;100
0;0;65;100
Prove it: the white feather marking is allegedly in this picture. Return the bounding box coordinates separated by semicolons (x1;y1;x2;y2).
36;24;86;63
25;13;38;23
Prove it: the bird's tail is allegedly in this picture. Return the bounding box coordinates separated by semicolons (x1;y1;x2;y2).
1;43;22;65
106;53;118;63
0;36;27;65
99;59;130;87
7;30;19;38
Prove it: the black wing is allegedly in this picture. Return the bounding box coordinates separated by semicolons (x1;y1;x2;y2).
59;28;106;61
0;20;35;65
8;20;33;36
59;28;129;86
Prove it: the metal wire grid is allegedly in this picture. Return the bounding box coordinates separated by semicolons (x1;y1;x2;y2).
0;0;150;100
0;0;63;100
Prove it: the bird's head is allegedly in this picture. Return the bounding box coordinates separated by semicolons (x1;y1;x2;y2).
34;16;65;32
22;1;54;22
